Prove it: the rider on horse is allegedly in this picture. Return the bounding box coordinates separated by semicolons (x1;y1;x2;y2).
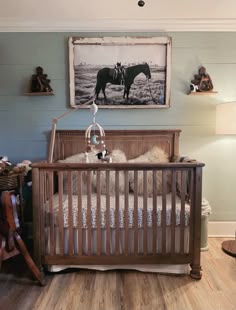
113;62;125;85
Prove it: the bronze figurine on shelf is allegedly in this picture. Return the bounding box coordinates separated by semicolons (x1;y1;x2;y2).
190;66;214;93
30;66;53;93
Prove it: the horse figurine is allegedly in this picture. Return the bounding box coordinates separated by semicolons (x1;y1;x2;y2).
95;63;151;101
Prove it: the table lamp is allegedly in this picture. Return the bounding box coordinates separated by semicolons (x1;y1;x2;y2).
216;101;236;257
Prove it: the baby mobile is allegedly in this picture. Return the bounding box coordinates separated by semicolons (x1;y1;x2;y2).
48;98;112;163
85;101;111;162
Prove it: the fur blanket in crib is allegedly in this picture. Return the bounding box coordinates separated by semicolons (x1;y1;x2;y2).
58;146;169;196
128;146;170;195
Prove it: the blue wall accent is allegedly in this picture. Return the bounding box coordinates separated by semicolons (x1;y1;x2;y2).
0;32;236;221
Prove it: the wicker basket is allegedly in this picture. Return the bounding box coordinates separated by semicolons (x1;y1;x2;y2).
0;174;19;190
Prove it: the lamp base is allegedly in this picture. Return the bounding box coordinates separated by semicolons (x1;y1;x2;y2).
222;240;236;257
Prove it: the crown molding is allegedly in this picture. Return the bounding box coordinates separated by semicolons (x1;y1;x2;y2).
1;18;236;32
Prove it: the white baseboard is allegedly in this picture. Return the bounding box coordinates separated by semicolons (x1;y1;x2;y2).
208;221;236;237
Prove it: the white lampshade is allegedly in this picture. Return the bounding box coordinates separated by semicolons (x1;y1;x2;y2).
216;102;236;134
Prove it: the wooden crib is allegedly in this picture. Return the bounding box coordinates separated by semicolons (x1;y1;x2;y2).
32;129;204;279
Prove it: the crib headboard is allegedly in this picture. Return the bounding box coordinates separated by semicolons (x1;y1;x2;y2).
52;129;181;162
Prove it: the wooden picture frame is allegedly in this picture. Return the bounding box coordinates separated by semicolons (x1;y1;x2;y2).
69;36;171;109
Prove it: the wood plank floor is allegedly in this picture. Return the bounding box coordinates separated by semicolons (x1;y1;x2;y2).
0;238;235;310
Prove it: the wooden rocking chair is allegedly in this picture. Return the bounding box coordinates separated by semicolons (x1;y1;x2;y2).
0;190;45;285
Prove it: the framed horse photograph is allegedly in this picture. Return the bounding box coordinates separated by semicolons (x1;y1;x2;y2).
69;36;171;109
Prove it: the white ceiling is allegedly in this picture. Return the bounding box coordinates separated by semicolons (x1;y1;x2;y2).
1;0;236;31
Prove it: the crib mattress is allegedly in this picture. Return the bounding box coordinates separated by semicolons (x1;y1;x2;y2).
46;193;190;229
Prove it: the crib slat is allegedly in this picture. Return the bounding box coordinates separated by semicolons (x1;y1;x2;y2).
68;171;73;256
58;172;64;256
143;171;148;255
40;170;45;256
45;171;48;202
124;170;129;256
162;171;167;254
49;172;55;256
180;170;187;254
77;171;82;256
152;170;157;254
133;171;138;256
171;170;177;254
87;171;92;256
96;171;101;256
115;171;120;256
189;169;194;256
106;170;111;255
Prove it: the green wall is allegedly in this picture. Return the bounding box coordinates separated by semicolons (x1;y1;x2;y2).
0;32;236;221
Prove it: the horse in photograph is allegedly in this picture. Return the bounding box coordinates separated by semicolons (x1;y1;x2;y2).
95;63;151;101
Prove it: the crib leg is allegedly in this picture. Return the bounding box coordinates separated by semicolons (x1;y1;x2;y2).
190;264;202;279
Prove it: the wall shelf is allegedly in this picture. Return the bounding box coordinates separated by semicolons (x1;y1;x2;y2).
25;92;54;96
188;91;218;96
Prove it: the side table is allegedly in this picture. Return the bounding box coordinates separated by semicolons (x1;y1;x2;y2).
222;239;236;258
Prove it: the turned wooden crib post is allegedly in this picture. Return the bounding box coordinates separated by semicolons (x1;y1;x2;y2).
190;165;203;279
173;131;180;159
32;167;42;270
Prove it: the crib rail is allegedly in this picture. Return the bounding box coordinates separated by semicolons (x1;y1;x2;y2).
32;162;203;275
